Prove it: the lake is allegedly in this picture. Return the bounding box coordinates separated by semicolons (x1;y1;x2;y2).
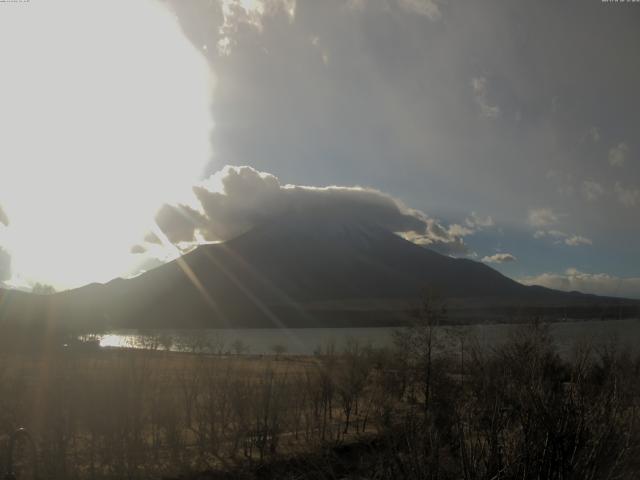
99;318;640;356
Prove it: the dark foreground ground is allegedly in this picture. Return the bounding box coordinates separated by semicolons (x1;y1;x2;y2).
168;439;387;480
3;316;640;479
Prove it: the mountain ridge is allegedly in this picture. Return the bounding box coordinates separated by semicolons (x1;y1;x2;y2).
1;214;638;330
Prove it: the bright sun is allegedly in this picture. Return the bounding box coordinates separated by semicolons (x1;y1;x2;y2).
0;0;213;289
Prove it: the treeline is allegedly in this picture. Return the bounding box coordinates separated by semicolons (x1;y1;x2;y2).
1;301;640;479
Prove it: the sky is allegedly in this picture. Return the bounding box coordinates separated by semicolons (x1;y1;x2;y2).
0;0;639;298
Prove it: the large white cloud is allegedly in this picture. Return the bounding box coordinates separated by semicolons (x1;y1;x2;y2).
149;165;469;255
520;268;640;300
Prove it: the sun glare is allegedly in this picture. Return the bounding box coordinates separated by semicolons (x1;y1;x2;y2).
0;0;213;289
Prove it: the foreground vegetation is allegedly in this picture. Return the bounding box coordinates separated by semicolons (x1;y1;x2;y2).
1;300;640;479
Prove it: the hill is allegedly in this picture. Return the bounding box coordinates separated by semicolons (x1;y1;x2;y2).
1;213;638;329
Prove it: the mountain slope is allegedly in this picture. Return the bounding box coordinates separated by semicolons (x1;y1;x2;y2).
1;214;638;329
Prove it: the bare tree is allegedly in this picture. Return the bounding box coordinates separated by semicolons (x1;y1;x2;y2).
270;344;287;359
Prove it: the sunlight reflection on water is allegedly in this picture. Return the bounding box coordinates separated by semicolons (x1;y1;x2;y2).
98;318;640;356
99;334;134;349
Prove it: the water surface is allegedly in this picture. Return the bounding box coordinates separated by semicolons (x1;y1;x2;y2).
99;318;640;356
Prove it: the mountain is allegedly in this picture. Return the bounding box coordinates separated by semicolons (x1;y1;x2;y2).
1;213;638;330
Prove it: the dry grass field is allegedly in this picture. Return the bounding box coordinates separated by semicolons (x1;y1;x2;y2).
0;341;384;479
2;311;640;479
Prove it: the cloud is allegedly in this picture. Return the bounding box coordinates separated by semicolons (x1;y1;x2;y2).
445;211;495;239
0;205;7;227
152;165;468;255
482;253;516;264
585;126;600;143
165;0;640;286
614;182;640;207
130;244;147;254
465;211;494;229
401;223;471;256
217;0;278;56
447;224;474;237
471;76;500;118
533;230;569;239
546;170;575;197
397;0;442;21
581;180;604;201
154;204;207;244
564;235;592;247
217;0;297;56
608;142;629;167
520;268;640;299
533;228;591;246
528;208;560;227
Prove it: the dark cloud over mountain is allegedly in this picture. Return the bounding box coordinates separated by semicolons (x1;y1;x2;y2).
152;165;468;254
164;0;640;286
